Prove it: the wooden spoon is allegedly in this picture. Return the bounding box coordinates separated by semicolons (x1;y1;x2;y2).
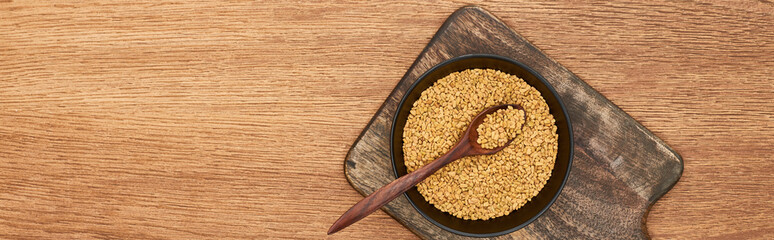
328;104;526;235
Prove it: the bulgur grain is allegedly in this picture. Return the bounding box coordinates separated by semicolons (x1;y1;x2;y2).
403;68;558;220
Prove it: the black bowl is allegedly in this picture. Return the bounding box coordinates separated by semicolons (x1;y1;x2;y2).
390;54;573;237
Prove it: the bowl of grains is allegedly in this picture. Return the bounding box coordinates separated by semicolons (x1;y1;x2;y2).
390;54;573;237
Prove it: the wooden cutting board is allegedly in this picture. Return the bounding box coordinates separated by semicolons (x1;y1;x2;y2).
343;6;683;239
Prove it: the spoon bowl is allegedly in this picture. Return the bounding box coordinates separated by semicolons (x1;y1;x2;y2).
465;104;525;156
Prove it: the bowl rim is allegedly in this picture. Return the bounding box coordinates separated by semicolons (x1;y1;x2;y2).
389;53;574;237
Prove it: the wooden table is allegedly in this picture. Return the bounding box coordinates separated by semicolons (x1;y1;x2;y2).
1;1;772;239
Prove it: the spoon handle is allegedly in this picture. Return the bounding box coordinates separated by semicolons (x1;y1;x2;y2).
327;142;471;235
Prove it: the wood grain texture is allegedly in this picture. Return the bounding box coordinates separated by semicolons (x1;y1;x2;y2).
0;0;772;239
344;6;683;239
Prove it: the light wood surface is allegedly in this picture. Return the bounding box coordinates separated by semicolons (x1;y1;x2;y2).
1;1;772;239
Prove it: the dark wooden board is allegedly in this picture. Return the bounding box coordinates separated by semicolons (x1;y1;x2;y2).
343;6;683;239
